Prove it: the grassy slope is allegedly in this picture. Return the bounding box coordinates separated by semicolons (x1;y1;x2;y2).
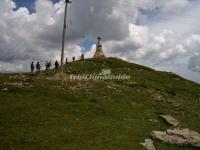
0;57;200;150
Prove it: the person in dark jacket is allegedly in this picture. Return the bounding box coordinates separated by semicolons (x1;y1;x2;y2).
31;62;35;73
72;56;75;62
36;61;41;72
48;61;51;69
55;60;59;70
65;57;68;64
45;61;48;70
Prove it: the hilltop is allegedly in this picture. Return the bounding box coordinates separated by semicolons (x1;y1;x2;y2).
0;57;200;150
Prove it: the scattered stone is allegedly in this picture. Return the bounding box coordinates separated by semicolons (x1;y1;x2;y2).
172;103;183;111
10;82;24;88
160;115;180;127
149;119;158;124
7;74;30;88
3;82;26;88
152;128;200;147
107;85;112;89
1;88;8;92
9;74;28;81
141;139;156;150
123;68;130;71
153;93;164;102
173;103;180;107
144;115;200;148
47;73;70;82
106;85;117;91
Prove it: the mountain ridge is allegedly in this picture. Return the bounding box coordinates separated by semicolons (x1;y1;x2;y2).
0;57;200;150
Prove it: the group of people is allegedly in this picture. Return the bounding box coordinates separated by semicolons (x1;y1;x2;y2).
30;60;60;73
30;54;85;73
31;61;41;73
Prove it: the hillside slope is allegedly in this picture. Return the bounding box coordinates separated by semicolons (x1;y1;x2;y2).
0;57;200;150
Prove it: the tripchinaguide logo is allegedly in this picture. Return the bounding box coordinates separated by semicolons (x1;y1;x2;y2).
70;69;131;81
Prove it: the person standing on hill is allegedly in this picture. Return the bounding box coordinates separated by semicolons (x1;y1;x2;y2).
48;61;51;69
81;53;84;60
72;56;75;62
55;60;59;70
36;61;41;72
45;61;48;70
65;57;68;64
46;61;51;70
31;62;35;73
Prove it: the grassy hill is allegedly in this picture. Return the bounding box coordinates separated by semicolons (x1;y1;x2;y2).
0;57;200;150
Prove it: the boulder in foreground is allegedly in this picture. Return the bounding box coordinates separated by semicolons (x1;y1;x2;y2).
152;128;200;147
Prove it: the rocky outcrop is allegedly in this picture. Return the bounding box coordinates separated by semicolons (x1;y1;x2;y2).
142;115;200;149
151;115;200;148
160;115;180;127
167;128;200;147
9;74;29;82
3;74;32;88
152;128;200;147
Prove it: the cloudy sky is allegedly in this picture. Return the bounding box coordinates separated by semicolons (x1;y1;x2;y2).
1;0;200;83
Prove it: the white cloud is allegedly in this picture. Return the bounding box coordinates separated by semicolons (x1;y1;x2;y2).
155;0;189;13
103;25;186;64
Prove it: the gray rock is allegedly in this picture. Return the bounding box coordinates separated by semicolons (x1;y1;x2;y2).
141;139;156;150
160;115;180;127
10;82;24;88
152;128;200;147
152;131;188;146
167;128;200;147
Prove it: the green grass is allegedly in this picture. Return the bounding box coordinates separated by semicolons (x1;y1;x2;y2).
0;57;200;150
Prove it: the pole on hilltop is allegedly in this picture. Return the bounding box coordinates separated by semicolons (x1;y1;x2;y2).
61;0;71;74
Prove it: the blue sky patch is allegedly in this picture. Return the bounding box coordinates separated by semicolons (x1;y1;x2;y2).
80;39;96;52
14;0;61;13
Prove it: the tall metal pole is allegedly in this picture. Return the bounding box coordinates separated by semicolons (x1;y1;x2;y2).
61;0;71;74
